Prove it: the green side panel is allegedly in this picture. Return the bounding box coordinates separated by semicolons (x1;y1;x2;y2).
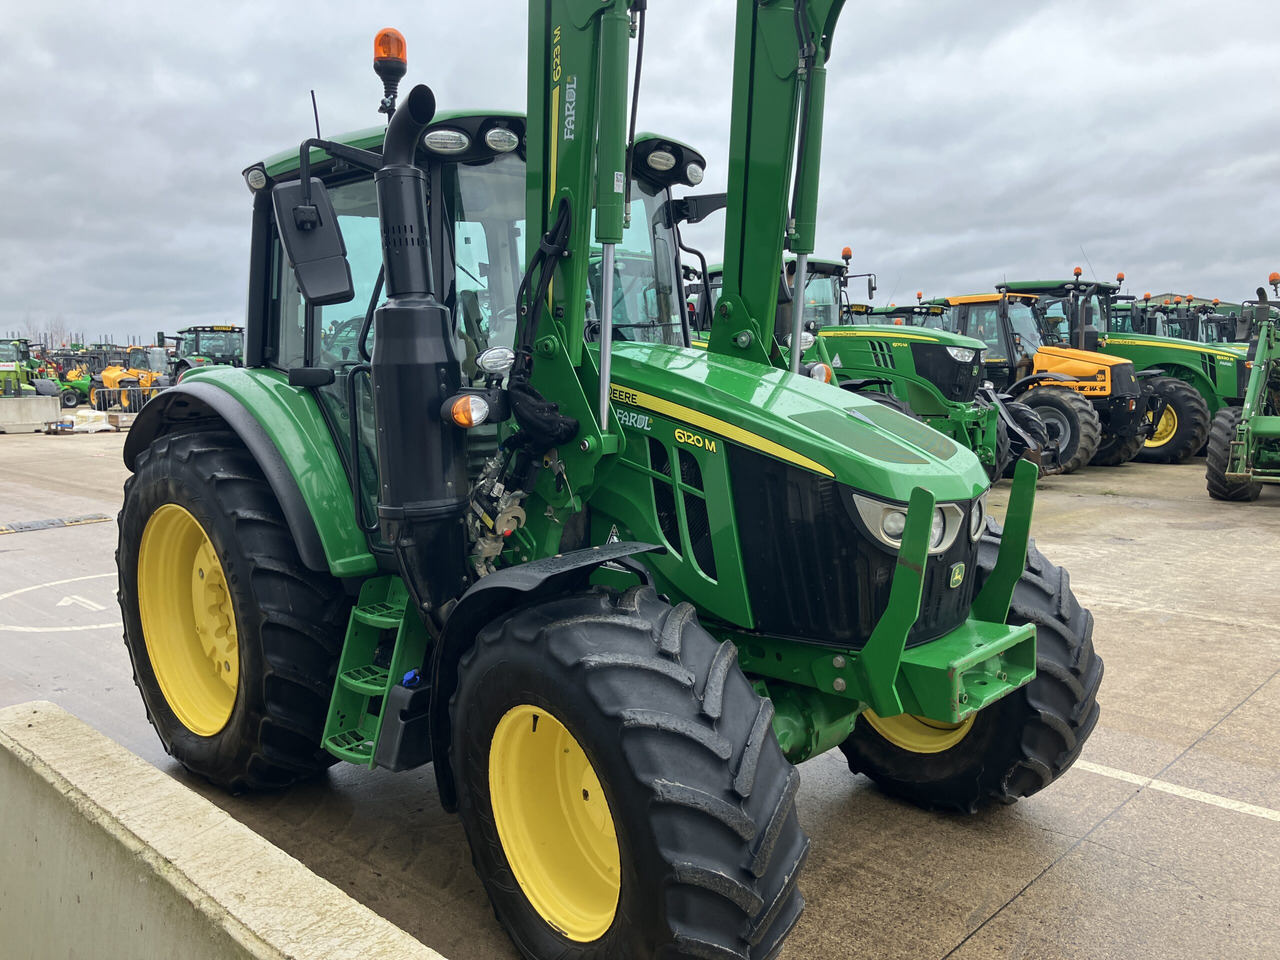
180;366;376;578
1099;333;1242;413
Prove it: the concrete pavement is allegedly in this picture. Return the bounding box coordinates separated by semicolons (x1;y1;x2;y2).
1;430;1277;960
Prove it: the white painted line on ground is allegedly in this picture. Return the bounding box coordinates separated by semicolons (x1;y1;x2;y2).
0;573;117;633
1076;759;1280;824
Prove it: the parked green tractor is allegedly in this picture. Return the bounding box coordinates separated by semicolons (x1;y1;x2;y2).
115;9;1101;959
1206;275;1280;500
690;260;1055;479
170;325;245;378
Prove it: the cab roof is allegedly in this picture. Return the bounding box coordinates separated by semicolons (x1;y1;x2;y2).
1001;278;1120;297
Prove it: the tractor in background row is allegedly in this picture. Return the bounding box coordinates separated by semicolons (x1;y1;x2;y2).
1206;274;1280;501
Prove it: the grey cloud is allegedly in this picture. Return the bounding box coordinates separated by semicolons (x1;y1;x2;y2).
2;0;1276;340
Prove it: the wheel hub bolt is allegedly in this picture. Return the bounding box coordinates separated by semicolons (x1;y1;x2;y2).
832;678;847;692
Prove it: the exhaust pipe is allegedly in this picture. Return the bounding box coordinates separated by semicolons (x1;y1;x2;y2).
371;83;470;611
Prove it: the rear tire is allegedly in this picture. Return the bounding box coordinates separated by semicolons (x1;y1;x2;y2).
991;415;1013;481
1135;377;1210;465
1021;386;1102;474
1206;407;1261;501
60;389;79;408
117;430;349;791
452;585;808;960
839;518;1102;812
1091;430;1144;467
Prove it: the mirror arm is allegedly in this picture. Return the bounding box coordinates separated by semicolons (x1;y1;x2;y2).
295;138;386;223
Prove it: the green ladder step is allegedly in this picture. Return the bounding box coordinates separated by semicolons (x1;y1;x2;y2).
338;664;391;697
324;729;375;764
352;600;406;630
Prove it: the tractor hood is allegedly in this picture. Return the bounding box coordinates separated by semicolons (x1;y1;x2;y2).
607;343;988;503
820;323;987;352
1036;344;1133;368
1101;332;1243;362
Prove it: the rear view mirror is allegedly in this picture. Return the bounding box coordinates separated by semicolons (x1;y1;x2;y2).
867;278;876;299
272;178;355;306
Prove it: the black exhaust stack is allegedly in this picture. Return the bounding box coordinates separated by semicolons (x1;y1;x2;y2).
372;84;470;611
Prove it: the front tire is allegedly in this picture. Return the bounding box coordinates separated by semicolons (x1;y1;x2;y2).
117;430;349;791
1021;386;1102;474
1135;377;1210;464
1001;401;1052;477
451;585;808;960
1206;407;1261;501
60;388;79;408
839;518;1103;812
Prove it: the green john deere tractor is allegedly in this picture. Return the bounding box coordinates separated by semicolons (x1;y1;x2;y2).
116;9;1101;959
689;258;1056;479
170;324;245;379
1206;276;1280;500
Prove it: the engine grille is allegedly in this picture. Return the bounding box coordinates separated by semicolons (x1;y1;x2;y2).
911;343;983;403
729;445;979;649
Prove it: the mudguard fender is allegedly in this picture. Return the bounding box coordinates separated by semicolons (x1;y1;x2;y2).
428;542;661;810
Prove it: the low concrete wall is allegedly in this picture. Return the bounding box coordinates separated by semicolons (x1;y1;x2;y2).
0;702;448;960
0;396;59;433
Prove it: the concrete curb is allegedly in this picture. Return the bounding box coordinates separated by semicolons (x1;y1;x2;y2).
0;701;448;960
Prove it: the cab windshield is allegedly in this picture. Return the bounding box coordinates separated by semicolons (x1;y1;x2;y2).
191;331;242;356
800;273;842;327
0;343;17;363
587;176;685;346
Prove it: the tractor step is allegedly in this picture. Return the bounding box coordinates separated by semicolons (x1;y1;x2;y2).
322;577;430;769
896;618;1037;723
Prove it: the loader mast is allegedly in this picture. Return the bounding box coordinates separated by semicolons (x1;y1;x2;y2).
711;0;844;367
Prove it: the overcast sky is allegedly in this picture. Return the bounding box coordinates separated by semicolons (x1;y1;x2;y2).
2;0;1277;342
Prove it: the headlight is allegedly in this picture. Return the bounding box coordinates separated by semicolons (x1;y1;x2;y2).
930;508;946;549
686;162;705;185
853;494;965;555
646;150;677;172
424;129;471;154
882;510;907;540
786;331;816;352
484;127;520;153
969;494;987;540
946;346;976;363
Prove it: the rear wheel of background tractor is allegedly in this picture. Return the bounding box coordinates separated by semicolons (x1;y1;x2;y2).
1135;377;1210;465
839;518;1102;812
91;385;109;410
1206;407;1261;501
1021;386;1101;474
451;585;808;960
1091;430;1145;467
1000;401;1052;478
116;430;350;791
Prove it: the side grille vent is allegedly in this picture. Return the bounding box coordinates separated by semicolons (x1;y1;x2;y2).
868;340;896;369
648;438;680;555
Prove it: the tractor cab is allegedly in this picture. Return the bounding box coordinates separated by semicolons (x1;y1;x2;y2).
927;293;1043;391
174;325;245;373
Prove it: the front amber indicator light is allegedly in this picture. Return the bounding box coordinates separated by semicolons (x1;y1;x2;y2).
450;395;489;427
375;28;407;63
809;363;834;383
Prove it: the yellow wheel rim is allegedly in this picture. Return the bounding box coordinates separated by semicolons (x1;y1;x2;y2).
862;709;975;754
489;705;620;941
137;504;239;737
1146;406;1178;447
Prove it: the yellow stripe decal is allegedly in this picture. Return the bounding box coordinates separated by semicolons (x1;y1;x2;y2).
690;339;708;348
1106;338;1237;360
610;385;834;478
546;84;560;309
819;329;939;342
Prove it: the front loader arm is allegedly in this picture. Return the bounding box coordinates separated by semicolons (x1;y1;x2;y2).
517;0;635;556
711;0;844;367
